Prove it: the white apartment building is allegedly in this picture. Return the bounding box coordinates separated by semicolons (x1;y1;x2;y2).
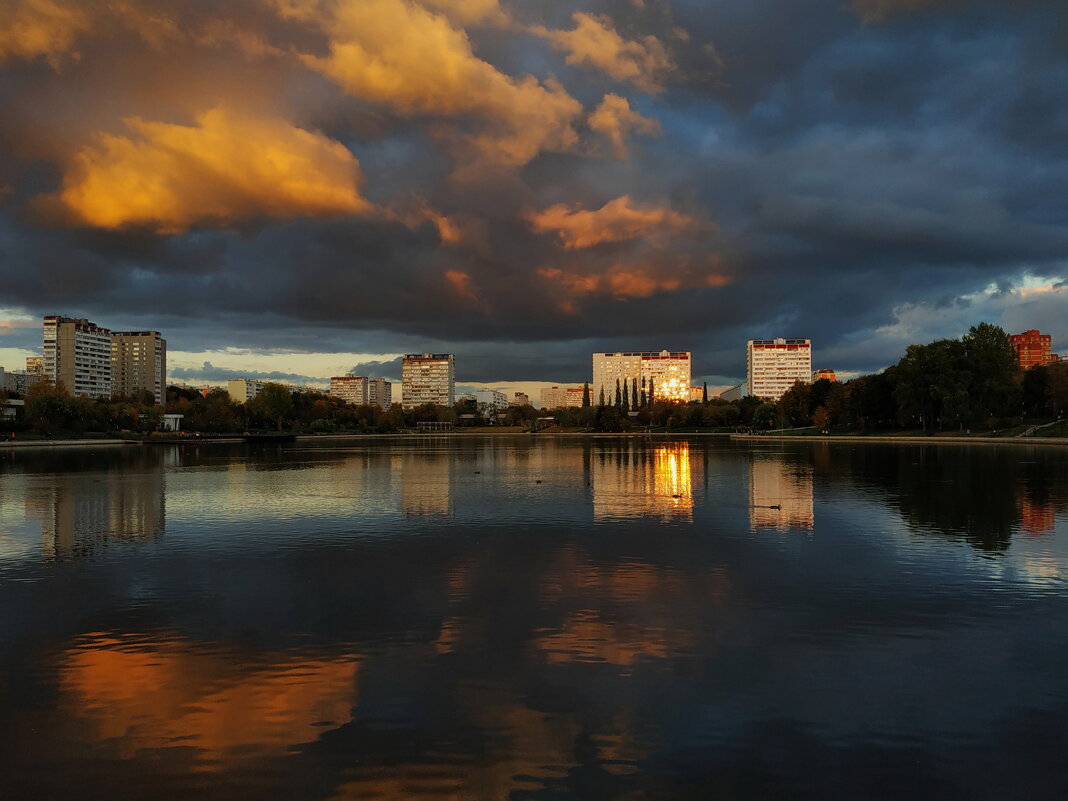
720;383;745;402
43;316;113;399
592;351;691;405
227;378;265;403
401;353;455;408
470;388;508;411
330;375;368;405
747;338;812;400
367;378;392;408
540;385;586;408
111;331;167;403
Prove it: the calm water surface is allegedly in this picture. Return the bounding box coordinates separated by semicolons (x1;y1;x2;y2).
1;436;1067;800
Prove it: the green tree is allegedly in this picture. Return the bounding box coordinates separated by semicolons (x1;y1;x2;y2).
752;403;779;430
24;381;71;433
614;379;622;408
962;322;1020;423
582;382;590;407
253;383;294;431
621;380;630;413
702;381;708;403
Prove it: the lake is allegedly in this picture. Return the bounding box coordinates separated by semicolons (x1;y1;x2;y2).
1;436;1067;800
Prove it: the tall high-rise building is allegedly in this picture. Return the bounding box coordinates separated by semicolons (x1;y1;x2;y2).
1008;330;1058;370
367;378;392;408
330;375;368;405
401;354;455;408
43;316;113;399
592;351;691;404
111;331;167;403
747;338;812;401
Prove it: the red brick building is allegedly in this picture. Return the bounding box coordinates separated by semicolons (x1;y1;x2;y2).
1008;330;1059;370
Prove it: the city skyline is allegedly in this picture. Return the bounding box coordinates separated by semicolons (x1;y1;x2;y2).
1;2;1066;387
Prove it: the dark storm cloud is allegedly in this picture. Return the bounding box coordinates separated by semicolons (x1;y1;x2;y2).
1;0;1067;383
169;361;328;385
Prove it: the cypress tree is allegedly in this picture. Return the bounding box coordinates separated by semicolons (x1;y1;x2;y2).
582;382;590;407
702;381;708;403
615;378;622;408
622;380;630;413
632;378;638;409
598;386;605;407
640;377;647;408
649;381;655;405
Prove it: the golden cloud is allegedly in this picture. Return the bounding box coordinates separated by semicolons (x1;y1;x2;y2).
526;195;703;249
533;12;674;94
46;107;372;232
0;0;92;66
302;0;582;165
588;93;661;160
416;0;506;26
539;265;728;302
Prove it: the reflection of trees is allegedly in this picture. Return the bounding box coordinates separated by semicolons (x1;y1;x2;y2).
776;444;1068;553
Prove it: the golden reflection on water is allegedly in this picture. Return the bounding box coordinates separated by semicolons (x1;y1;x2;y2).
60;633;359;769
592;442;694;521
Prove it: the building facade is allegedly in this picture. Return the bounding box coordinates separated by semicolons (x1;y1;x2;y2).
469;388;508;411
1008;330;1058;370
511;392;531;407
0;367;44;396
43;316;113;399
720;383;745;402
367;378;392;408
592;351;692;405
330;375;368;405
747;338;812;401
812;368;837;383
25;356;44;375
540;385;586;408
111;331;167;403
401;354;455;408
227;378;265;403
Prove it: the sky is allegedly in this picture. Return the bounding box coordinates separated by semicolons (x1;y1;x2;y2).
1;0;1066;397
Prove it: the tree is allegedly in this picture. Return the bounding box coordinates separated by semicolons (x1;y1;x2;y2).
811;406;830;431
752;403;779;430
598;386;606;407
962;322;1020;422
24;380;71;432
648;380;655;406
614;379;622;409
253;383;294;431
702;381;708;403
621;380;630;413
582;382;590;407
632;378;638;409
639;377;647;408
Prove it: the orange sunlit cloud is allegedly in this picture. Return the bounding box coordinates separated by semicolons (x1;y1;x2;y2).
45;107;373;233
300;0;583;166
527;195;705;249
0;0;92;66
445;269;479;301
588;94;661;159
539;265;729;302
531;12;675;93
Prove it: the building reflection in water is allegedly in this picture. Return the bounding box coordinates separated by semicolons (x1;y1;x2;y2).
24;462;168;560
396;444;454;517
591;441;693;521
1018;496;1056;536
749;457;814;532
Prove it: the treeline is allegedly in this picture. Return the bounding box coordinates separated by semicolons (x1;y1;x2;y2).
542;323;1068;433
7;323;1066;436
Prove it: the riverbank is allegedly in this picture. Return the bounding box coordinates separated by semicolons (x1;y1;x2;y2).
730;433;1068;446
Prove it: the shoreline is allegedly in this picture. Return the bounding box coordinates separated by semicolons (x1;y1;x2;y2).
3;431;1067;449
